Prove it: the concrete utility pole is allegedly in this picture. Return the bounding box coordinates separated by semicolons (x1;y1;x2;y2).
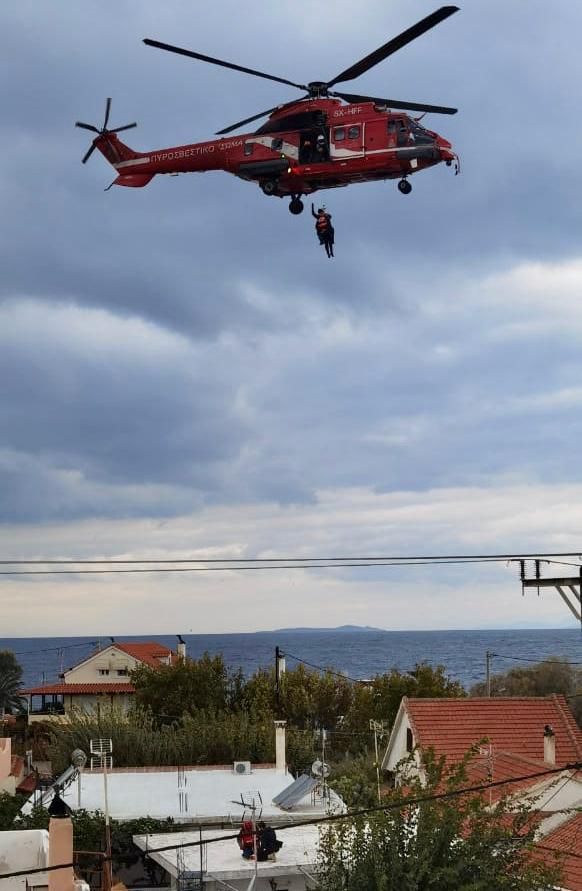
486;651;493;697
370;720;386;803
275;646;286;713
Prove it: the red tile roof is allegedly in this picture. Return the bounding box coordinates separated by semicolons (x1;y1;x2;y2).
16;773;37;795
112;642;174;668
406;695;582;767
21;682;135;695
538;813;582;891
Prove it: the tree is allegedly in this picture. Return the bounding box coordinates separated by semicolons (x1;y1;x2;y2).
342;662;465;736
317;748;562;891
0;792;26;830
470;657;582;726
131;652;244;719
0;650;24;717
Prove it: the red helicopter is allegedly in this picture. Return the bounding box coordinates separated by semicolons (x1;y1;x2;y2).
76;6;460;215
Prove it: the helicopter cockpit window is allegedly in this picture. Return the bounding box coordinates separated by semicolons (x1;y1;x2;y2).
348;126;360;140
334;127;345;142
409;122;434;146
243;142;254;156
271;137;283;151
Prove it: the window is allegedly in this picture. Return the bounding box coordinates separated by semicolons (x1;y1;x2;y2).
271;137;283;151
243;142;253;156
333;127;345;142
348;126;360;140
116;668;129;676
387;120;397;134
406;727;414;752
98;669;110;676
409;122;435;146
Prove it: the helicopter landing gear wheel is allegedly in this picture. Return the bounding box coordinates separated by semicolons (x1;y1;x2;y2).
261;179;278;196
289;197;304;215
398;178;412;195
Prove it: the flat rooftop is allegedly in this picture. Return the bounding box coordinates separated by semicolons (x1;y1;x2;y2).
24;765;344;823
134;824;322;881
0;829;48;889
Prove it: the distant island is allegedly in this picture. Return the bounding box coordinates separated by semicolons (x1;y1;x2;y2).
271;624;386;633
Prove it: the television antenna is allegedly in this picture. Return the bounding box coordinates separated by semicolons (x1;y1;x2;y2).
90;738;113;890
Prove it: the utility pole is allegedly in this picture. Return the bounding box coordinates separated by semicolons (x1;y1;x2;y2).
370;720;386;803
275;646;285;714
486;650;493;698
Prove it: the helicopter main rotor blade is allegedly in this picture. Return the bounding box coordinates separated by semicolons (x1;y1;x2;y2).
215;97;308;135
75;122;100;133
81;143;97;164
144;39;307;91
326;6;459;88
110;122;138;133
331;91;457;115
103;97;112;130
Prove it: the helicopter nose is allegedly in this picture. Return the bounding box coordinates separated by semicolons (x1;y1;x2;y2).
436;136;455;160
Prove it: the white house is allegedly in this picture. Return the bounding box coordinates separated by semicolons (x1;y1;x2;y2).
23;722;346;825
134;824;322;891
381;694;582;811
21;640;180;722
0;823;90;891
381;694;582;891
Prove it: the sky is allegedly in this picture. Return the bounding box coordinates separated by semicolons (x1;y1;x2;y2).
1;0;582;635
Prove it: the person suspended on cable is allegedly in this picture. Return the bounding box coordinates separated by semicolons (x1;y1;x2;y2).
311;203;335;258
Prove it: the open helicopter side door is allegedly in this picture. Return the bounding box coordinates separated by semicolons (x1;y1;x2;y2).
330;123;365;160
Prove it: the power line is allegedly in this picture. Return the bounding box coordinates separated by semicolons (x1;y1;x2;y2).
0;551;580;576
2;760;581;883
7;640;99;657
490;652;582;666
1;551;581;564
283;651;366;683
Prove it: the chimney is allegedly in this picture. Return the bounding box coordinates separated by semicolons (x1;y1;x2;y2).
177;635;186;662
544;724;556;766
0;737;11;782
275;720;287;775
48;815;74;891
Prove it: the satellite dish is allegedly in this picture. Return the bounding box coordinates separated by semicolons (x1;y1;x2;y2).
311;759;330;778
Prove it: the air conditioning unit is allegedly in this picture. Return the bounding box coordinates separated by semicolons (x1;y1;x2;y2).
233;761;251;776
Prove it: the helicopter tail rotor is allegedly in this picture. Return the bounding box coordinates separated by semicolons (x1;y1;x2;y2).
75;98;137;164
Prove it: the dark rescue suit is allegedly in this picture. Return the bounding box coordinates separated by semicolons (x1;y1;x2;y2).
311;204;335;258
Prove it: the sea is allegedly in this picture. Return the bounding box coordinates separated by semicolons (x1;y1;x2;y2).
2;628;581;691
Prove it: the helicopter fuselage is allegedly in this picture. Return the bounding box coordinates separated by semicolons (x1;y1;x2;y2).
94;98;458;199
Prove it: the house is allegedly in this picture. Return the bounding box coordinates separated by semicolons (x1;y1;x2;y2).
536;811;582;891
0;822;90;891
21;640;182;722
0;736;36;796
24;722;345;825
382;695;582;891
133;824;322;891
382;695;582;804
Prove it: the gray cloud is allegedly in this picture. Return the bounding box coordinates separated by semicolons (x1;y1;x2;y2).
1;0;582;543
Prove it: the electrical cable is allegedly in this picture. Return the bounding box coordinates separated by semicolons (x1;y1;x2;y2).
0;550;581;576
2;759;581;882
490;653;582;666
1;550;581;564
8;640;99;657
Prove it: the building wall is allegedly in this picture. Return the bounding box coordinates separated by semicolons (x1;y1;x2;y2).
521;774;582;812
64;646;140;684
65;693;133;715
